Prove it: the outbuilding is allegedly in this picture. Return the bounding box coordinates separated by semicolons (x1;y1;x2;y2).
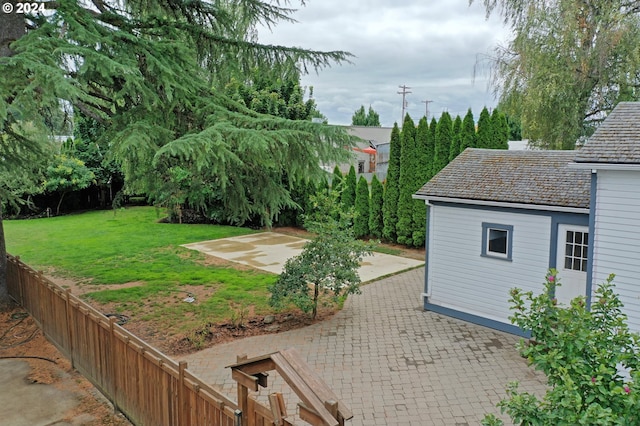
414;102;640;335
414;149;591;335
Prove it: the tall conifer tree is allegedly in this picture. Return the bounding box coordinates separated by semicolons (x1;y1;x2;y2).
476;107;493;149
429;117;438;176
354;176;370;238
369;175;384;238
449;115;462;161
342;165;357;211
332;165;343;193
382;123;401;242
433;112;453;175
491;108;510;149
396;114;417;246
412;117;430;247
459;109;477;154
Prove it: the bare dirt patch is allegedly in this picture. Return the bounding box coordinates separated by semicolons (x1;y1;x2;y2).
0;304;131;425
168;307;336;355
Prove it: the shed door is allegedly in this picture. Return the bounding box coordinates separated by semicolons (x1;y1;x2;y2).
555;225;588;305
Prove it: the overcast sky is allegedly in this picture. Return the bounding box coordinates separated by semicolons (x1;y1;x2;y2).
257;1;511;127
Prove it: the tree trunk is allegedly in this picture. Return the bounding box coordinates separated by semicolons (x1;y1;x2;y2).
0;205;9;309
56;191;67;216
0;0;25;58
0;1;25;308
312;283;319;320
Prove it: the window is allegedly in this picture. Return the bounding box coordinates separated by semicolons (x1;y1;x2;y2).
564;230;588;272
358;160;365;174
481;223;513;260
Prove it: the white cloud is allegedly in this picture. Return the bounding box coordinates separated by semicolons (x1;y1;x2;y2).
258;0;511;126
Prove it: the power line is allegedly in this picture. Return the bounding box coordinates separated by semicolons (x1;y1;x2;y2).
397;85;412;125
421;99;433;120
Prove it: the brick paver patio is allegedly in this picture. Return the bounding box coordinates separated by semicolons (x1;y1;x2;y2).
181;268;546;425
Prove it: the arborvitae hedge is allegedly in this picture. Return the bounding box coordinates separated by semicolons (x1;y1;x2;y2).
491;108;510;149
369;174;384;238
382;123;401;242
476;107;492;149
396;114;417;246
354;176;370;238
449;115;462;161
459;108;476;154
342;165;357;210
433;112;453;176
412;117;430;247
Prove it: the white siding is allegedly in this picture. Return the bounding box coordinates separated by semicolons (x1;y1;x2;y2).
592;170;640;333
427;205;551;325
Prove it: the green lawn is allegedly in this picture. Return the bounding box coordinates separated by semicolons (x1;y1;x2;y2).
4;207;278;330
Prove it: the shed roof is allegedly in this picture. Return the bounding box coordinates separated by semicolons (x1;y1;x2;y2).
415;148;591;209
574;102;640;164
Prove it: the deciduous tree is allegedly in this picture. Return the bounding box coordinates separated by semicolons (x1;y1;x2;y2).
43;155;95;215
269;191;373;319
473;0;640;149
483;271;640;425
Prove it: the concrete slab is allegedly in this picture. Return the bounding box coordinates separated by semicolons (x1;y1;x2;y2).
182;232;424;282
0;359;79;426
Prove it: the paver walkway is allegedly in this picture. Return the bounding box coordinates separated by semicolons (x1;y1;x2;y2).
182;269;546;425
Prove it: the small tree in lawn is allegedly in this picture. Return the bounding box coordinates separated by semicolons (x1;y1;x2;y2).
354;176;370;238
269;190;374;319
483;271;640;426
43;155;95;215
368;175;384;238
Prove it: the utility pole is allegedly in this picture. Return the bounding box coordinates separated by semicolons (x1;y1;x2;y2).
421;99;433;120
397;85;411;125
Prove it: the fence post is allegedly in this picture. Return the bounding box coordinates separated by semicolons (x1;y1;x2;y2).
65;289;75;368
178;361;187;425
236;354;248;426
109;317;120;415
17;256;24;305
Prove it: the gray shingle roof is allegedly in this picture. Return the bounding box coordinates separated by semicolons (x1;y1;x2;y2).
574;102;640;164
415;149;591;209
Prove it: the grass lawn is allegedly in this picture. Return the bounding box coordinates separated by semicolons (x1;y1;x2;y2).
4;207;278;337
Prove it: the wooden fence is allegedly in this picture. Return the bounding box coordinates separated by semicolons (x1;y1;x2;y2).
6;254;246;425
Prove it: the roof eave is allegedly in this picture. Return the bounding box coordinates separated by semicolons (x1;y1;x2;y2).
412;195;589;214
569;162;640;171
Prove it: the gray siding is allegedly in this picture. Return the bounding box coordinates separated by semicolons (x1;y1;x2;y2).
427;205;551;325
592;170;640;332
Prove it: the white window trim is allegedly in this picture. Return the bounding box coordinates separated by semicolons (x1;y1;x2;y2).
481;222;514;261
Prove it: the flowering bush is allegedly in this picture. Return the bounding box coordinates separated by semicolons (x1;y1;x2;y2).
483;270;640;425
